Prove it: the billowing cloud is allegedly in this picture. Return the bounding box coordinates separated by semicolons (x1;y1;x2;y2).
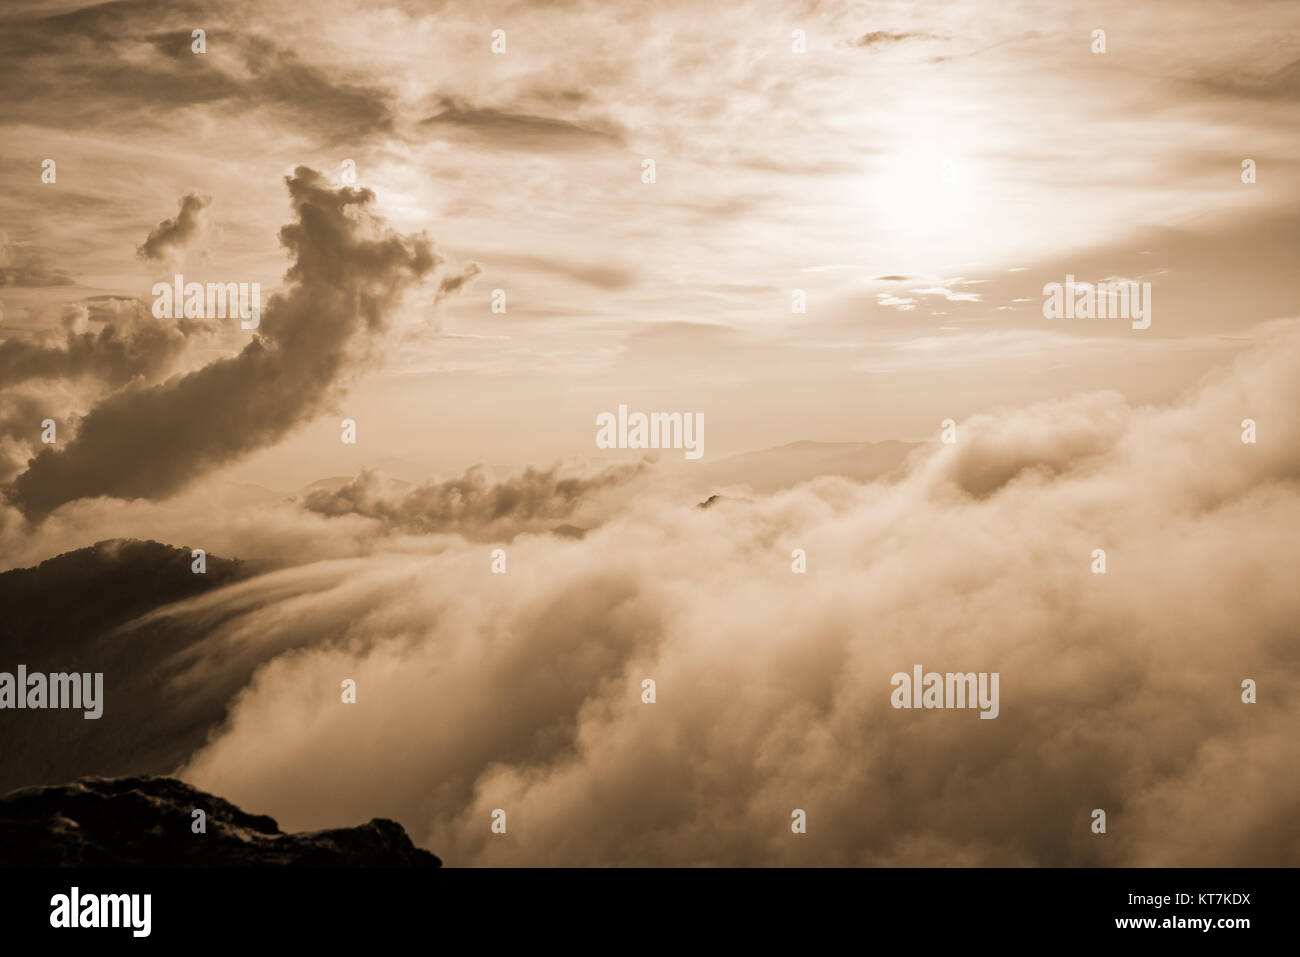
5;167;437;521
0;391;48;481
145;323;1300;866
137;192;211;262
0;295;222;489
300;461;649;540
0;299;209;390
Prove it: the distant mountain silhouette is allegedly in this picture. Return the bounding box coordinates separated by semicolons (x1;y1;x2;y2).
0;776;440;867
0;539;261;794
686;439;920;495
0;539;253;658
208;481;285;509
293;475;360;496
293;472;416;500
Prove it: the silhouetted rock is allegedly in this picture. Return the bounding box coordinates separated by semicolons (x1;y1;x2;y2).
0;776;441;867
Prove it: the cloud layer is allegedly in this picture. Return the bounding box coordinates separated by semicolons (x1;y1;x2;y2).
149;323;1300;865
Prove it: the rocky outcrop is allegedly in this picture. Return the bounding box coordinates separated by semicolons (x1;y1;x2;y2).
0;776;440;867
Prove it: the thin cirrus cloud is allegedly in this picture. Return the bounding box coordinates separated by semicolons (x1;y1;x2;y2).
0;5;397;143
466;252;640;292
0;243;74;287
420;96;626;152
850;30;946;48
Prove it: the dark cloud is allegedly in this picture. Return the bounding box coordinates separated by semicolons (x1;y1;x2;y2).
5;167;437;520
525;86;592;108
137;192;210;262
0;298;207;390
0;392;47;480
1195;58;1300;102
851;31;943;48
436;261;481;302
300;461;648;540
420;96;624;151
0;4;396;143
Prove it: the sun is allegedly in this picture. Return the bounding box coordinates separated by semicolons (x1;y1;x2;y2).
869;143;978;242
844;95;998;270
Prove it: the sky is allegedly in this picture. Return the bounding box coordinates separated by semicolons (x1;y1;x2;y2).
2;0;1297;486
1;0;1299;867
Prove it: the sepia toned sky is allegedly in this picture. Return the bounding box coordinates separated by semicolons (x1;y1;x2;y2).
2;0;1298;486
2;0;1300;869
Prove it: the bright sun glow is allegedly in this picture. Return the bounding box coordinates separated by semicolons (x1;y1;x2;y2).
849;96;998;269
871;145;976;238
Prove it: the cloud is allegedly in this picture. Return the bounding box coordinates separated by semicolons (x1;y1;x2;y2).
911;286;982;303
0;7;396;142
470;252;638;291
0;298;210;390
851;31;944;48
0;243;73;287
153;323;1300;866
876;293;918;311
420;96;625;151
1194;58;1300;103
137;192;211;262
0;295;221;486
5;167;437;521
435;261;481;302
300;461;649;540
0;391;48;481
